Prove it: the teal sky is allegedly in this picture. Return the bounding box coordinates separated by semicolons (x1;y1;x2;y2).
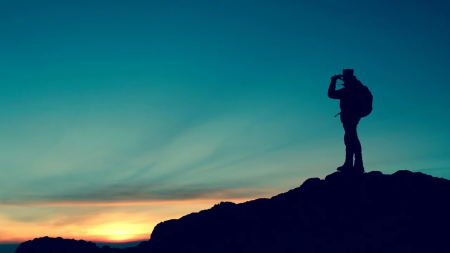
1;0;450;245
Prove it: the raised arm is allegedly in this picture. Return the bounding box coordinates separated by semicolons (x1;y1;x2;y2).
328;75;344;99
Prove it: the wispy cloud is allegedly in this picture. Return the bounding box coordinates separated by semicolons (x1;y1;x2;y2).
0;184;272;207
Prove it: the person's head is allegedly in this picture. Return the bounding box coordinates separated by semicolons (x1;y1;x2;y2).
341;69;357;87
342;69;354;81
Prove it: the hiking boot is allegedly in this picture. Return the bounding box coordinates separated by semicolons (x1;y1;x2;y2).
354;164;365;173
354;152;364;173
337;163;353;172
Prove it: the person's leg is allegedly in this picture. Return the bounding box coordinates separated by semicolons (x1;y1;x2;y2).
337;121;355;171
353;120;364;172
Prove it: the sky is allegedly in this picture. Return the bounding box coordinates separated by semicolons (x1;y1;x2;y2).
1;0;450;248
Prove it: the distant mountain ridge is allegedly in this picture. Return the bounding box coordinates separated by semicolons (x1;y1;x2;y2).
16;170;450;253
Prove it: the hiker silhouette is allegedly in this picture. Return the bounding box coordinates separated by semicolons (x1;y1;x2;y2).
328;69;371;173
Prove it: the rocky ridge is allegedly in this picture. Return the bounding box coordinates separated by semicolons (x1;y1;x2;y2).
16;170;450;253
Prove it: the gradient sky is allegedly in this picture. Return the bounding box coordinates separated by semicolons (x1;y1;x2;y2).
1;0;450;246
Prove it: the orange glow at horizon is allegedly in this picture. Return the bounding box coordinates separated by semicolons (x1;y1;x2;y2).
0;193;273;245
84;222;153;242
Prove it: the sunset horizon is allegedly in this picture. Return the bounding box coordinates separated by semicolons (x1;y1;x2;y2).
1;194;272;244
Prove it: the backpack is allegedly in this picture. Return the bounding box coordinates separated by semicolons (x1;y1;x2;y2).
357;81;373;117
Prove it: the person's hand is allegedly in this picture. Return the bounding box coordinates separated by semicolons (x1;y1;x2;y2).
331;75;340;82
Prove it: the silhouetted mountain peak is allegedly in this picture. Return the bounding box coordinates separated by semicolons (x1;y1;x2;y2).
15;236;99;253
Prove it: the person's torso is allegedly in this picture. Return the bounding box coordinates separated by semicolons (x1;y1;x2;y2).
339;86;362;115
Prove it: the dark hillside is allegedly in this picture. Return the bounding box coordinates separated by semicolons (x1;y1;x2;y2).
16;170;450;253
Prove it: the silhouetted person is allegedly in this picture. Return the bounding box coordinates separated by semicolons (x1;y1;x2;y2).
328;69;366;173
